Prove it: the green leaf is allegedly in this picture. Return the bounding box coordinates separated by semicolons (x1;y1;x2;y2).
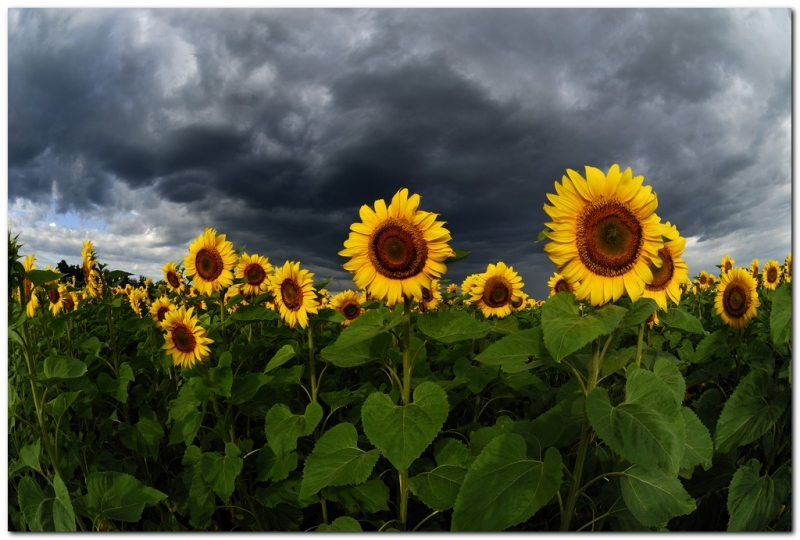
265;344;296;373
443;249;471;264
25;269;66;288
434;438;470;467
659;307;705;334
416;310;491;343
317;516;362;532
474;327;544;368
186;472;216;528
333;308;402;348
714;369;789;453
541;292;627;361
693;329;729;364
78;471;167;523
257;447;298;482
205;365;233;397
52;474;77;532
230;373;273;404
96;362;135;403
41;355;87;381
693;388;723;435
265;401;323;458
107;269;133;282
130;416;164;460
18;440;42;473
652;358;685;405
451;435;562;531
619;297;659;328
727;459;780;531
530;393;584;450
770;283;792;346
453;357;498;394
199;442;244;505
679;407;713;472
620;466;696;527
321;332;391;368
18;476;51;531
229;304;279;322
409;464;467;511
300;422;380;498
361;381;449;470
46;392;81;419
321;478;390;515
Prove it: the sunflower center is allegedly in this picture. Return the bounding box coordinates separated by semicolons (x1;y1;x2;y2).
647;248;675;292
421;287;433;302
767;267;778;284
281;279;302;311
482;277;511;308
368;218;428;280
342;302;360;320
723;284;750;318
167;271;182;289
245;264;266;286
47;288;60;305
157;306;170;322
510;297;523;308
172;325;197;353
724;261;732;273
699;274;708;285
578;200;643;277
554;279;571;293
63;296;75;312
195;248;224;281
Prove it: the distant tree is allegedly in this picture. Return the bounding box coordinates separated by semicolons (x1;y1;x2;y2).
57;259;85;287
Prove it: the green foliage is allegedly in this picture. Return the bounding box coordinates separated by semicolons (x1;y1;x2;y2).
726;459;781;531
620;466;696;526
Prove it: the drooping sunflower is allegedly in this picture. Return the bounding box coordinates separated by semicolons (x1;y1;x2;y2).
468;262;524;319
163;262;185;293
339;188;454;306
161;306;214;369
22;254;38;316
762;260;782;290
235;253;273;297
81;240;103;298
418;279;443;313
270;261;319;329
150;296;176;324
183;228;238;296
720;254;735;275
715;267;760;330
749;259;759;279
641;221;690;311
26;290;40;318
543;164;666;306
129;287;151;318
784;253;792;283
47;284;68;316
547;272;579;297
330;289;366;326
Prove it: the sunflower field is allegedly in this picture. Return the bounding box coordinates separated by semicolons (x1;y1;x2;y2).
7;165;792;532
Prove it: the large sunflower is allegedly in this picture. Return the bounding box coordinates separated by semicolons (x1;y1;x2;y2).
330;289;366;326
183;228;238;296
720;254;735;275
715;267;760;330
270;261;319;329
641;221;690;311
547;271;578;297
81;240;103;298
468;262;524;319
762;260;782;290
543;165;666;306
163;262;185;293
161;306;213;368
339;188;454;306
150;296;176;324
235;253;273;297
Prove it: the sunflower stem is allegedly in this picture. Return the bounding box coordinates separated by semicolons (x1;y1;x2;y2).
634;322;645;367
398;295;413;531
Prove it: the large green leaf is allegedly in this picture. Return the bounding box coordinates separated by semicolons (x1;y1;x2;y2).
46;392;81;419
727;459;780;531
265;401;323;458
713;369;789;453
321;333;391;368
230;373;273;404
333;308;402;348
41;355;87;381
474;327;544;369
679;407;713;472
77;471;167;523
25;269;66;288
659;307;705;334
321;478;389;515
693;329;729;364
120;414;164;460
451;435;562;531
408;464;467;511
416;310;491;343
229;304;279;322
619;297;659;328
652;358;685;405
299;422;380;498
51;474;77;532
199;442;244;505
361;381;449;471
541;292;627;361
620;466;696;527
264;344;296;373
770;283;792;346
18;476;51;531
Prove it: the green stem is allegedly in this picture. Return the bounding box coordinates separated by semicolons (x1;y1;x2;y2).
398;295;412;531
307;324;318;403
634;322;645;367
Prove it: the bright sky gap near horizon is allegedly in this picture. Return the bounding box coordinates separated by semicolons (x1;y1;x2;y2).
7;8;791;300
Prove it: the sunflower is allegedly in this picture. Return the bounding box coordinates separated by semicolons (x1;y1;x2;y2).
461;274;481;297
161;306;213;368
645;311;659;329
339;188;454;306
185;286;207;311
150;296;176;324
547;272;579;297
418;279;443;313
707;274;716;287
641;221;690;311
81;240;103;298
270;261;319;329
720;254;735;275
183;228;238;296
317;288;331;309
784;253;792;283
543;164;666;306
129;288;150;317
46;284;68;316
510;291;529;312
446;283;458;294
22;254;38;316
235;253;273;297
26;291;40;318
715;267;760;330
224;283;250;313
695;270;712;290
749;259;759;279
163;262;185;293
762;260;782;290
468;262;524;319
330;289;366;326
62;290;78;313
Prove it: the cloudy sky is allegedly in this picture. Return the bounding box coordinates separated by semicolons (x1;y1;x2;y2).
7;8;792;299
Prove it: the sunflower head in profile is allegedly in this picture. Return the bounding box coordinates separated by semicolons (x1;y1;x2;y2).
543;164;666;306
418;279;443;313
720;254;735;275
715;267;760;330
645;311;659;329
749;259;759;279
81;240;103;298
47;284;67;317
235;253;273;297
762;260;782;290
22;254;36;298
184;228;238;296
161;306;214;369
150;296;176;324
128;288;150;318
339;188;454;306
163;262;185;293
460;274;481;298
331;289;366;326
784;253;792;283
641;221;690;311
547;272;579;297
270;261;319;329
468;262;524;319
26;292;40;318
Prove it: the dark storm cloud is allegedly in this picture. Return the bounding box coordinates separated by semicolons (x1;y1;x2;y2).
8;8;791;297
